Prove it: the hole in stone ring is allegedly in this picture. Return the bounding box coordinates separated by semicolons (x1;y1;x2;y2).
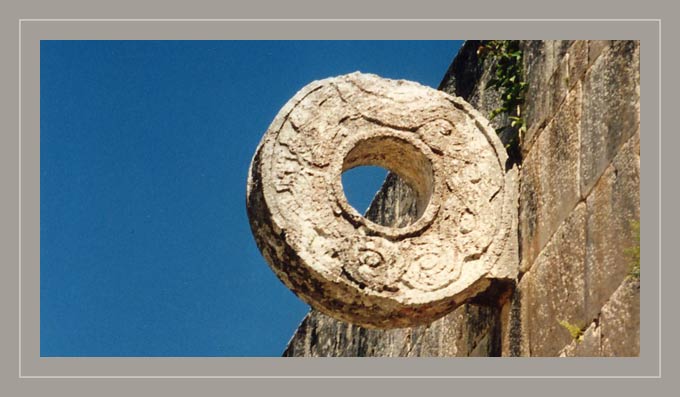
341;165;390;217
340;135;435;229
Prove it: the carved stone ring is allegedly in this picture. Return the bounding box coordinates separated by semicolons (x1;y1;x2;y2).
246;72;516;328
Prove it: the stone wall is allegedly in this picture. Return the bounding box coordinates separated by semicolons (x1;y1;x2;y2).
515;40;640;356
283;40;640;357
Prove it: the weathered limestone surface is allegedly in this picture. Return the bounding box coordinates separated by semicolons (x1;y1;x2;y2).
519;82;582;272
580;41;640;195
519;40;640;357
283;303;500;357
509;274;531;356
585;134;640;321
364;173;419;228
248;72;517;328
559;322;601;357
600;279;640;356
526;203;587;357
558;278;640;357
521;40;567;153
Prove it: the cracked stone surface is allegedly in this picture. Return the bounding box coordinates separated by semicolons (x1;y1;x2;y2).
247;72;517;328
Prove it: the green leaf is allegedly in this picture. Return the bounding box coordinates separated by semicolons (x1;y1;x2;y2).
476;40;526;149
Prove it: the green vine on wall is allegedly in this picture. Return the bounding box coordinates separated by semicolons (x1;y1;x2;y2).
477;40;527;160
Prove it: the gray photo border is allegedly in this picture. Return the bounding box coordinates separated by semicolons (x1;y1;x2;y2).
19;19;660;378
1;0;675;393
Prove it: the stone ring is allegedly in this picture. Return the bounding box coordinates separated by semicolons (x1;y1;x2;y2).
246;72;516;328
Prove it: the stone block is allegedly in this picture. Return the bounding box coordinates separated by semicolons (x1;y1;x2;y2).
469;332;493;357
522;57;552;154
439;41;503;122
526;203;587;357
501;278;530;356
284;301;503;357
584;133;640;322
500;296;512;356
519;83;582;272
548;51;570;122
552;40;574;61
580;40;640;195
283;310;363;357
518;160;540;273
521;40;572;156
588;40;611;65
357;325;411;357
462;305;501;356
403;304;500;357
559;322;602;357
520;40;546;70
463;61;513;139
438;40;486;100
600;279;640;356
568;40;589;86
405;307;467;357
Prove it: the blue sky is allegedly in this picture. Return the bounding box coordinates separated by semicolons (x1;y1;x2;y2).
40;40;464;357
